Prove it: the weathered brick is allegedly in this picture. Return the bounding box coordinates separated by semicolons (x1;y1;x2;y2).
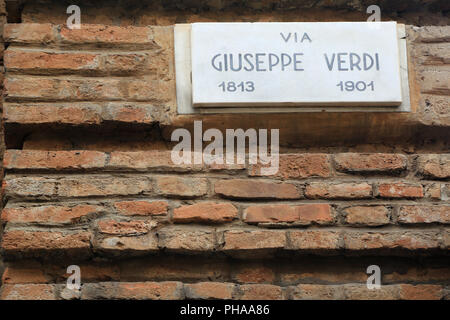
107;151;196;172
377;182;424;198
158;227;216;252
343;284;401;300
97;220;155;236
343;206;390;226
222;230;285;251
398;205;450;224
114;200;168;216
343;231;441;250
60;25;155;48
81;281;184;300
55;176;153;198
417;154;450;179
0;284;57;300
399;284;443;300
305;182;372;199
239;284;284;300
185;282;236;300
94;234;158;254
155;176;208;197
4;77;172;102
4;176;153;199
250;154;331;178
291;284;342;300
334;153;407;174
3;103;103;125
2;230;91;253
173;202;238;223
287;230;341;250
244;204;333;225
1;204;103;225
4;49;99;74
425;183;442;199
215;179;301;199
4;23;56;44
4;150;107;170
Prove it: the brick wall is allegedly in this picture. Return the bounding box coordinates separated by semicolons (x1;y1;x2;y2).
0;0;6;288
0;1;449;300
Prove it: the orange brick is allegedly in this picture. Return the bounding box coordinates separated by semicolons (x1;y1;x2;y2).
306;182;372;199
215;179;301;199
4;150;107;170
334;153;407;173
185;282;235;300
114;200;168;216
1;204;103;224
343;206;390;226
244;204;333;225
398;205;450;224
250;154;331;178
173;202;238;223
378;182;424;198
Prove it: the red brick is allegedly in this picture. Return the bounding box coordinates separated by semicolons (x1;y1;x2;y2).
0;284;57;300
104;104;158;123
4;150;106;170
378;182;424;198
3;103;162;125
2;230;91;253
173;202;238;223
4;77;172;102
239;284;284;300
155;176;208;197
343;231;441;250
287;230;341;250
4;50;99;73
81;281;184;300
97;220;154;236
185;282;235;300
417;154;450;179
1;204;103;224
305;182;372;199
343;206;390;226
398;205;450;224
222;230;286;251
158;227;216;252
60;25;155;47
4;23;56;44
335;153;407;173
250;154;331;178
399;284;443;300
114;200;168;216
244;204;333;225
215;179;301;199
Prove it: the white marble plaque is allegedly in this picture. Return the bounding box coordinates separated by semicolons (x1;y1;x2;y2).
190;22;403;107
